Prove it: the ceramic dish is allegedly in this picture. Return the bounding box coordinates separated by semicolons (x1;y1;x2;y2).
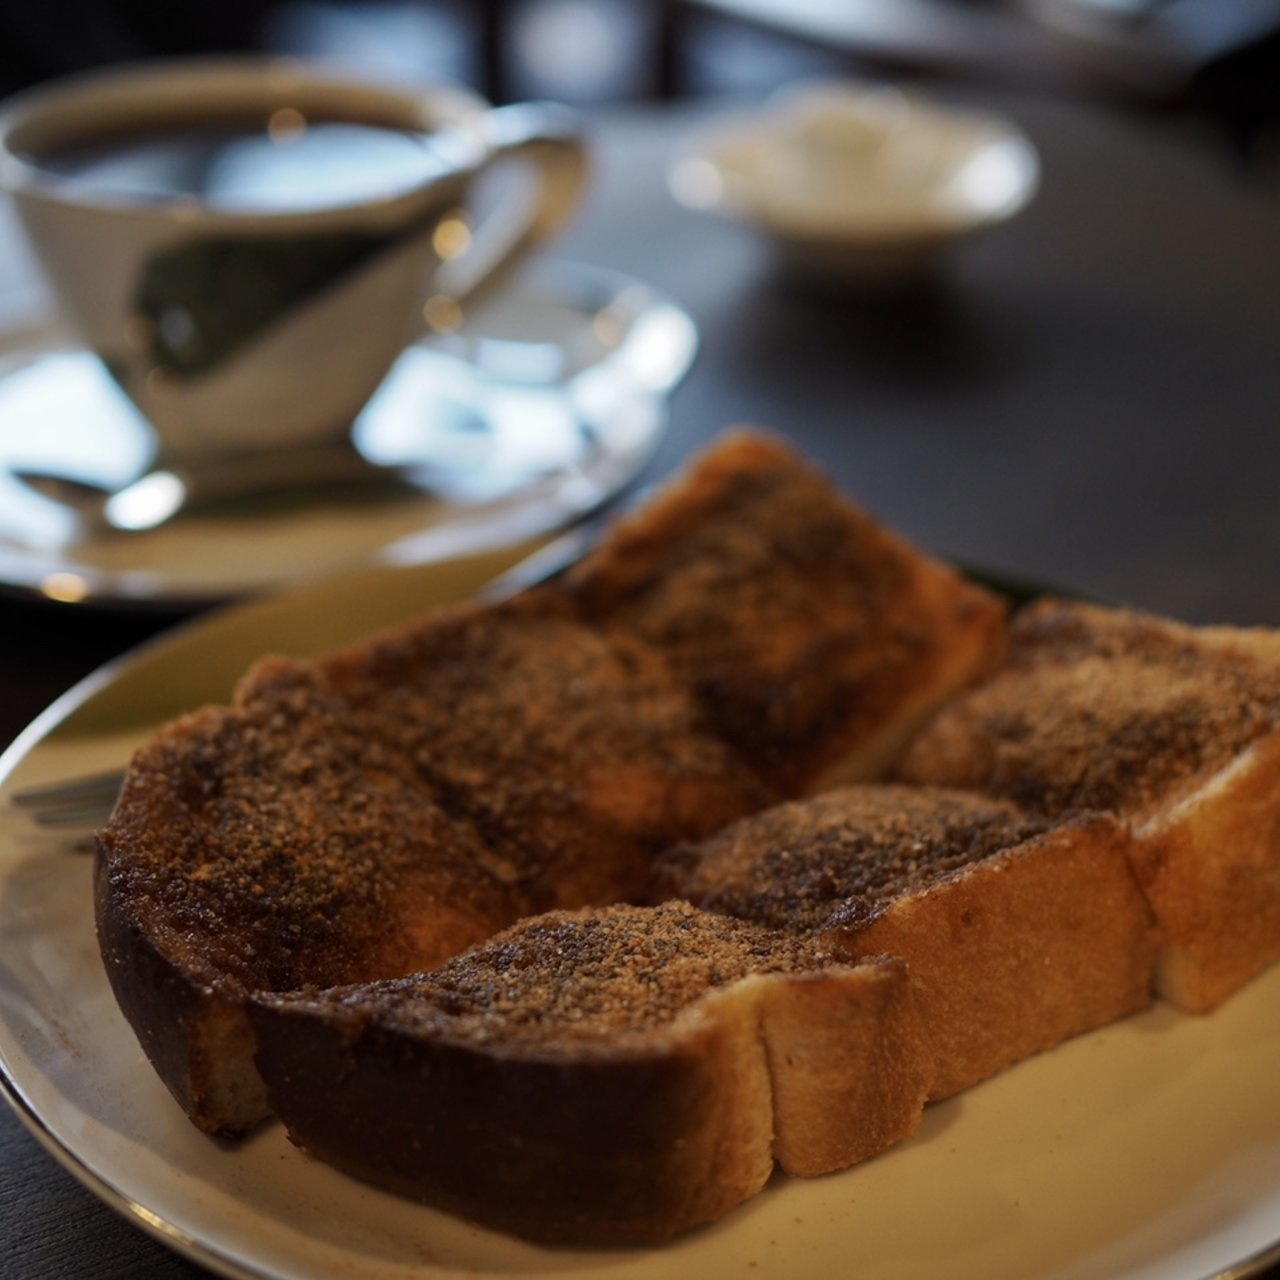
0;259;695;609
670;83;1040;282
2;557;1279;1280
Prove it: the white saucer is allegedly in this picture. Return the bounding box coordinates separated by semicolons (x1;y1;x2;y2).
0;260;696;609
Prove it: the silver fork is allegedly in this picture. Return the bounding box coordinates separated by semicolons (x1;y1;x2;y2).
8;768;125;833
7;521;602;836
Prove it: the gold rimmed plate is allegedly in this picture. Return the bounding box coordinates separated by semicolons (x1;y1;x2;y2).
1;555;1278;1280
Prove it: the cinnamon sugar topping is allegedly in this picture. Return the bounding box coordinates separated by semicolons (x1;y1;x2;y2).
102;673;523;991
652;785;1047;932
562;430;1003;790
325;901;828;1046
898;600;1280;816
311;598;769;906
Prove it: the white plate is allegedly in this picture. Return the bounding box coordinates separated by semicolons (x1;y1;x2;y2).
2;557;1279;1280
0;259;695;609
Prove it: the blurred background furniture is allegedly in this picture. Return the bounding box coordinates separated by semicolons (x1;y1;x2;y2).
677;0;1280;160
1;1;1279;166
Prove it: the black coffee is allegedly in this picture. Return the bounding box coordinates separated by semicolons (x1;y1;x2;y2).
27;113;444;212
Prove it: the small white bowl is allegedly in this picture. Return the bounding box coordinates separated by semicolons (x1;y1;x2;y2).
669;83;1040;283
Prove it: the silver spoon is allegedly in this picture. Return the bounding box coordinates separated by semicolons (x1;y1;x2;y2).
14;445;429;533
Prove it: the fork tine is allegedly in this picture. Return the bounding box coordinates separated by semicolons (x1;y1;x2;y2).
29;801;117;828
9;768;125;813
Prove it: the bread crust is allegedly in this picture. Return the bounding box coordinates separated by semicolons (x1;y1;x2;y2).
95;849;266;1134
1132;732;1280;1011
251;986;775;1245
829;817;1157;1096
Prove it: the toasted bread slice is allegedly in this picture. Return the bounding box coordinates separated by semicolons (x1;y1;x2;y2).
289;595;773;908
652;785;1157;1098
560;429;1008;793
897;599;1280;1012
248;902;933;1244
97;603;768;1135
96;679;525;1135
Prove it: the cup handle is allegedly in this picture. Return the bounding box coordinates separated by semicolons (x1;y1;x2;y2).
434;102;588;306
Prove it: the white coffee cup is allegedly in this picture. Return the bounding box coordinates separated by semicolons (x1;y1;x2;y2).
0;58;587;469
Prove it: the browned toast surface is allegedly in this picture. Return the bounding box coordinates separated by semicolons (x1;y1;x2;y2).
256;596;772;909
100;685;524;996
898;599;1280;817
651;784;1052;931
275;900;849;1047
561;429;1007;791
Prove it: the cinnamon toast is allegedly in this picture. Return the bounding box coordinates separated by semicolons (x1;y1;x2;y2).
897;599;1280;1012
652;784;1158;1097
248;902;934;1244
559;429;1008;793
251;594;771;909
97;433;1274;1248
98;599;767;1134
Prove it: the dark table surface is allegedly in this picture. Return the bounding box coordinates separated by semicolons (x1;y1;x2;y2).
2;88;1279;1278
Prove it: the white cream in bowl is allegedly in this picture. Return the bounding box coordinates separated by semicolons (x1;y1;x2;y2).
670;83;1040;282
